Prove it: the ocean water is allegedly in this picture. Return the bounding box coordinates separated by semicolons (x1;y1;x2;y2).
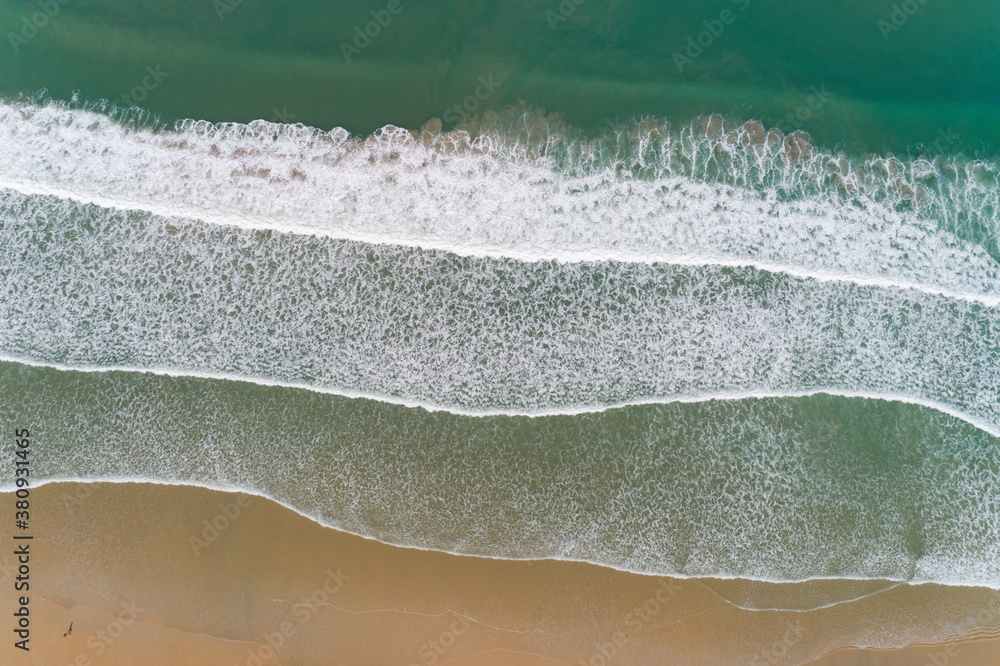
4;361;1000;587
1;0;999;594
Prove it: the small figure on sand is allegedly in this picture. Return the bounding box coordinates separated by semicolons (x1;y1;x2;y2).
64;623;73;637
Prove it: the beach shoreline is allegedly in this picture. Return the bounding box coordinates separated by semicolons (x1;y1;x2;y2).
2;482;998;665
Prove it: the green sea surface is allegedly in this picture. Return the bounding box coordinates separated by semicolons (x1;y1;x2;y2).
1;0;999;152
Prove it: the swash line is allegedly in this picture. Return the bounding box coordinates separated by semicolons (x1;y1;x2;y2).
4;478;998;591
1;178;997;309
696;579;907;613
0;353;997;439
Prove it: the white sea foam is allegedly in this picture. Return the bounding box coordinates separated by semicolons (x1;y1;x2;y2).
1;353;997;439
3;100;1000;590
1;189;998;433
0;99;997;304
1;362;998;588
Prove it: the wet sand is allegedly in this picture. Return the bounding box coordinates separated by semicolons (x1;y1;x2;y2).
1;482;999;665
810;638;1000;666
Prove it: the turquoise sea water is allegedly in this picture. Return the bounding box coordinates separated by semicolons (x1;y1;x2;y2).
1;0;999;594
2;0;1000;151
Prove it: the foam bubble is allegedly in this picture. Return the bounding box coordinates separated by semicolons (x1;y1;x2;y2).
0;99;997;304
3;362;998;587
0;189;998;436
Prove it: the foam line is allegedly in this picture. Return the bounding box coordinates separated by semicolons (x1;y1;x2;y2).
3;187;999;439
1;99;998;310
1;354;997;438
697;580;909;613
1;177;998;308
5;361;997;587
4;477;998;591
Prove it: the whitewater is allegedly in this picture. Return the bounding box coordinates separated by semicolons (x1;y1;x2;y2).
1;98;998;587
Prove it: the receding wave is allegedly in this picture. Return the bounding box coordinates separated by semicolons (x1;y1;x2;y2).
2;354;998;440
1;188;998;433
3;361;999;587
0;99;998;305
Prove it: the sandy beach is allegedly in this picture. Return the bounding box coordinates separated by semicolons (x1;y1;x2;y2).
0;482;997;665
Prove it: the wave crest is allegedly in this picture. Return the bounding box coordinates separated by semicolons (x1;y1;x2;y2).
0;98;997;305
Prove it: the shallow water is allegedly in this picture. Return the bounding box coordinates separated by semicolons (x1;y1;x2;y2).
2;361;999;587
1;0;999;152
